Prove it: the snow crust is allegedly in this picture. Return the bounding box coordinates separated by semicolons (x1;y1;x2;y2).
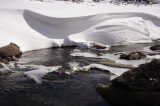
68;61;128;76
0;0;160;52
83;63;129;76
24;65;61;84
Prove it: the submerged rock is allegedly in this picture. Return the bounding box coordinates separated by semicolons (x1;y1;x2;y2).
150;45;160;51
96;59;160;106
120;52;146;60
0;43;21;58
42;72;71;81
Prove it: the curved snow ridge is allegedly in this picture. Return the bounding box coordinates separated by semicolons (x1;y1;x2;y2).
1;9;160;52
0;9;58;52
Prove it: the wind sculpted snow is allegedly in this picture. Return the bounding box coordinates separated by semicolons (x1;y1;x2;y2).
0;0;160;52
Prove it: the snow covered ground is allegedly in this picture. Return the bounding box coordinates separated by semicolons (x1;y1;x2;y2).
0;0;160;52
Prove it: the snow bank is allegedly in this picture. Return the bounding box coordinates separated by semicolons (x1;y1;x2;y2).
0;0;160;52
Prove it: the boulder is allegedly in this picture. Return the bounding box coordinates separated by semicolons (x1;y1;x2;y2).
96;83;160;106
112;59;160;91
0;43;21;58
120;52;146;60
150;45;160;51
96;59;160;106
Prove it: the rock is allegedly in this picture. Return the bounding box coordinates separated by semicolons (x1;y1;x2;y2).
92;42;107;49
93;0;100;2
96;83;160;106
112;59;160;91
89;67;110;72
150;45;160;51
0;58;9;64
42;72;71;81
0;43;21;58
96;53;103;56
120;52;146;60
96;59;160;106
147;53;160;56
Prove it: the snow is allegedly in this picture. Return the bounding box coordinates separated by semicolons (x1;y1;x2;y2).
147;55;160;59
0;62;11;74
68;61;128;76
83;63;129;76
68;62;83;72
24;65;61;84
71;52;98;57
0;0;160;52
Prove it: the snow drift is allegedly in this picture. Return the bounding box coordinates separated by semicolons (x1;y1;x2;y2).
0;0;160;52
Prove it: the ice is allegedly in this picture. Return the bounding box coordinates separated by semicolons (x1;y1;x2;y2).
83;63;129;76
24;65;61;84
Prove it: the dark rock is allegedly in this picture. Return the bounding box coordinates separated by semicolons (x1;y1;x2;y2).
113;59;160;91
0;59;9;64
96;59;160;106
89;67;110;72
147;53;160;56
120;52;146;60
96;83;160;106
0;43;21;58
150;45;160;51
96;53;103;56
93;0;100;2
42;72;71;81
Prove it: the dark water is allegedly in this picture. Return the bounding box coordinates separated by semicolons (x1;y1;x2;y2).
0;47;111;106
0;42;156;106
